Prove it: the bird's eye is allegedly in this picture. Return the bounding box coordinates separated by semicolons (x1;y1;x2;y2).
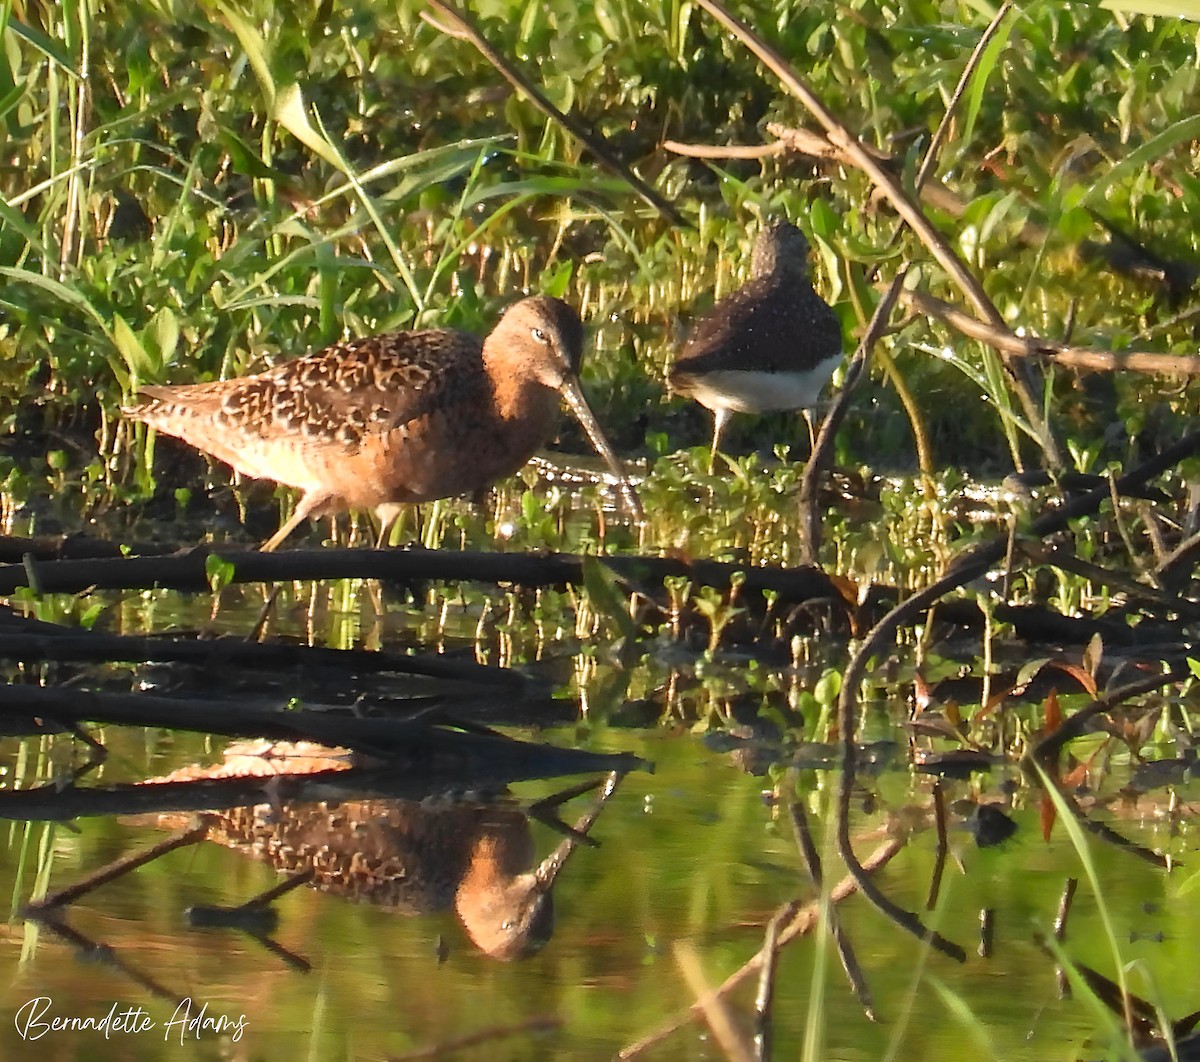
531;327;548;344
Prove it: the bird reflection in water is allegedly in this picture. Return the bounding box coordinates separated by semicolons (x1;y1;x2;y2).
157;742;620;961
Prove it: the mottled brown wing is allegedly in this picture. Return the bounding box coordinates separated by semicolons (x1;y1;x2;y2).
210;329;487;449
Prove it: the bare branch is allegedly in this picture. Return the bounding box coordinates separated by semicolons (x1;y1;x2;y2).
904;288;1200;374
422;0;685;226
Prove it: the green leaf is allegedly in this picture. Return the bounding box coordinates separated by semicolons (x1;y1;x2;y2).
205;554;236;593
541;258;574;298
218;128;290;181
581;554;639;643
1079;114;1200;206
274;82;340;169
112;315;154;383
813;670;842;708
0;266;109;330
145;307;180;372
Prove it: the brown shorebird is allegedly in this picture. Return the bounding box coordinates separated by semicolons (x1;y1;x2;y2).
668;220;843;469
124;295;643;549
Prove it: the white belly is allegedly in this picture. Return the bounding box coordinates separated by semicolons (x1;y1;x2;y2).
682;357;840;415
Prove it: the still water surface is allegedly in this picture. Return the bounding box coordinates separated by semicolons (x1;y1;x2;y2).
0;715;1193;1060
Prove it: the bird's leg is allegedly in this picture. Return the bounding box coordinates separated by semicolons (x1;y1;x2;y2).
260;492;326;552
707;408;731;475
374;503;405;549
802;408;818;456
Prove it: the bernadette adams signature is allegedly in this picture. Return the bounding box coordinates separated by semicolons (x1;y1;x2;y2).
13;997;248;1044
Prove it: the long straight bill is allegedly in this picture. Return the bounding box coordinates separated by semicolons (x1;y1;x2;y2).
558;377;646;525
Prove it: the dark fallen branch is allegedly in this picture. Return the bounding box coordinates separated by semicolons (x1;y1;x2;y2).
934;599;1191;649
0;755;635;823
1027;665;1192;768
0;531;175;563
0;626;529;690
1016;542;1200;622
0;543;841;603
0;684;647;810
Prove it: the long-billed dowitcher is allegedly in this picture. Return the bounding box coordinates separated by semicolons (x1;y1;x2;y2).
668;220;843;469
125;295;643;549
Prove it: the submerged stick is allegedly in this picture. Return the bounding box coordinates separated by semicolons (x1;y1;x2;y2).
752;909;785;1061
674;941;755;1062
926;783;948;912
618;836;903;1059
788;799;875;1019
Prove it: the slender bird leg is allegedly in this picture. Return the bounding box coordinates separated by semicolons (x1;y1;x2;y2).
260;492;327;552
802;408;818;456
374;503;405;549
707;408;731;475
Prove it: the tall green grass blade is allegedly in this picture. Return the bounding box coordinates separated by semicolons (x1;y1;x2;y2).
1101;0;1200;17
927;977;998;1059
4;158;93;210
1035;765;1130;1016
213;0;276;105
4;12;79;74
1079;114;1200;206
0;265;110;332
959;8;1018;153
275;84;422;310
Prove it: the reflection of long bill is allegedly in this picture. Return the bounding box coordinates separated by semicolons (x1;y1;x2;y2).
533;771;622;893
558;376;646;525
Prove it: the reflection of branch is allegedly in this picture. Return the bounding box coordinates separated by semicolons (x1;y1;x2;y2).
30;915;186;1004
25;826;208;911
618;837;903;1059
422;0;684;226
0;624;525;688
905;288;1200;375
394;1017;563;1062
674;941;755;1062
788;799;874;1019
